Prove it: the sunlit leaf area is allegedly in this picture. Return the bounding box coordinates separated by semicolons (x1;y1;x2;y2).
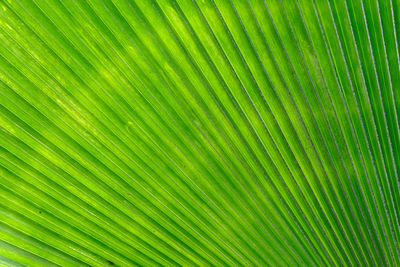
1;0;400;266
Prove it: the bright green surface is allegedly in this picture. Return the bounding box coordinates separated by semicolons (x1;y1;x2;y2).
0;0;399;266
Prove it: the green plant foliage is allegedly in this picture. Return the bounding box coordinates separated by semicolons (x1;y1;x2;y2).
0;0;399;266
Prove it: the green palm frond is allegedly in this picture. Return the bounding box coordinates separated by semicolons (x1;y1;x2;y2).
0;0;399;266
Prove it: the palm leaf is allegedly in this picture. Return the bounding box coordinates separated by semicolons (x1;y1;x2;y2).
0;0;399;266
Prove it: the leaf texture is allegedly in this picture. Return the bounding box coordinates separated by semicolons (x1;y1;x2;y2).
0;0;400;266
